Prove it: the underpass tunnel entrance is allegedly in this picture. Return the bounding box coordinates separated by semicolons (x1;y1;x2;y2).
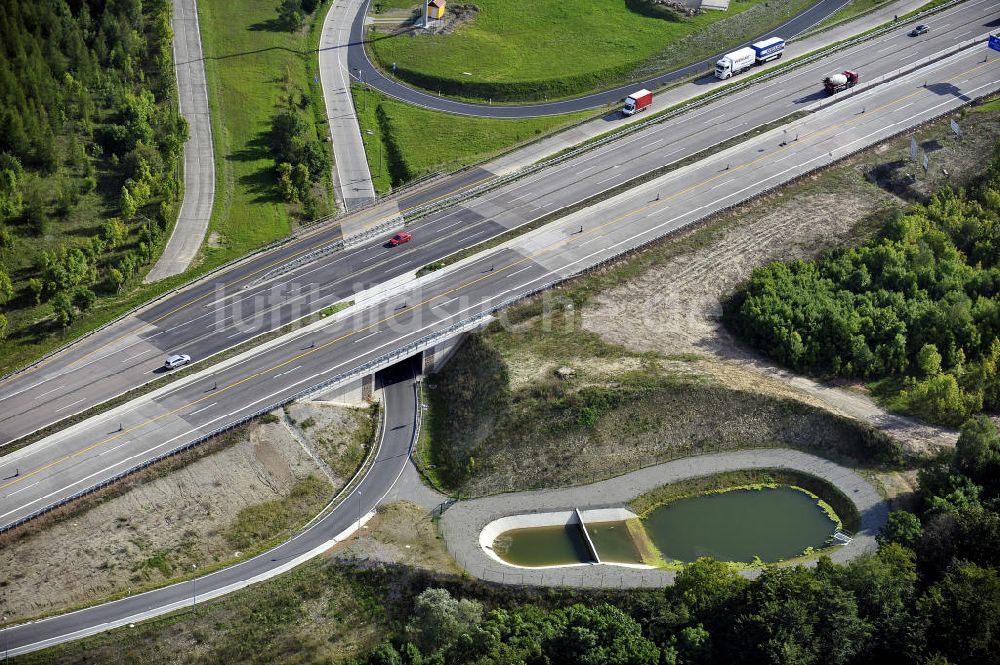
375;354;423;390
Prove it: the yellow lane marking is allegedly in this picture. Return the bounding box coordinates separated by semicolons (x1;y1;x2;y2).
15;168;494;379
3;59;991;493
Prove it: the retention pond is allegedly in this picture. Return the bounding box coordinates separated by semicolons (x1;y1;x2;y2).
644;486;837;564
489;486;839;568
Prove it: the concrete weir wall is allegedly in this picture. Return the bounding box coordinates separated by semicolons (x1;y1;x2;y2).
479;507;641;570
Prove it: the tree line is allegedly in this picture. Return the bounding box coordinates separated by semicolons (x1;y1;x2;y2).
0;0;186;346
346;417;1000;665
725;142;1000;425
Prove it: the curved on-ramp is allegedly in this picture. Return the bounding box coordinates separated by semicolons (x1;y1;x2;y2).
343;0;852;118
145;0;216;282
0;361;420;657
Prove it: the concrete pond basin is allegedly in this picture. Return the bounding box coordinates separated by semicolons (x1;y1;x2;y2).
440;449;888;588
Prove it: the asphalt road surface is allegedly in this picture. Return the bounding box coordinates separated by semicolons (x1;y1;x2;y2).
0;40;997;657
145;0;215;281
0;358;420;657
2;43;998;532
345;0;852;117
0;1;994;448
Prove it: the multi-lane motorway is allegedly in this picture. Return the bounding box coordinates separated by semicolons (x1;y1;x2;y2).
345;0;853;117
1;41;998;654
3;33;999;534
0;3;996;656
0;0;994;449
1;360;420;656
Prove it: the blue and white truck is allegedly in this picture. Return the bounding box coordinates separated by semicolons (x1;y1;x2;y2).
751;36;785;63
714;37;785;79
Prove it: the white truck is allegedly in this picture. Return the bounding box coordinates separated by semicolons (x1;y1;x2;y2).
714;47;756;79
715;37;785;79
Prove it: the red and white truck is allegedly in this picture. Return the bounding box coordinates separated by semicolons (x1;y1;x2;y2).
622;89;653;116
823;70;860;95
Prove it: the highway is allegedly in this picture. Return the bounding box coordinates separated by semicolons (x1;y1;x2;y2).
0;359;420;657
346;0;851;117
0;0;994;448
0;28;997;659
2;42;998;532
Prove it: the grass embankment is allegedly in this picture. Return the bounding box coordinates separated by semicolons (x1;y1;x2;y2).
351;85;593;194
368;0;818;102
198;0;333;264
14;560;388;665
420;322;900;497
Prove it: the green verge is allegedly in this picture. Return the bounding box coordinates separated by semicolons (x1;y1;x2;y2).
351;84;594;195
197;0;334;266
367;0;818;102
13;559;388;665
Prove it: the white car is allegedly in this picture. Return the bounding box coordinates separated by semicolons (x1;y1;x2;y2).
163;353;191;369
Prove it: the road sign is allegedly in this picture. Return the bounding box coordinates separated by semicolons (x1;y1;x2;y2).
950;119;961;137
923;152;929;173
910;136;917;160
989;34;1000;53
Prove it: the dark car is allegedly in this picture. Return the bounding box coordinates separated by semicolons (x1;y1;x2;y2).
388;231;413;246
910;24;929;36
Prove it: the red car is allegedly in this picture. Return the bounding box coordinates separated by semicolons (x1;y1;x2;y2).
388;231;413;246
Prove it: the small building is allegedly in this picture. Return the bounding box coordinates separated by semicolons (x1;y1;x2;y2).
427;0;446;20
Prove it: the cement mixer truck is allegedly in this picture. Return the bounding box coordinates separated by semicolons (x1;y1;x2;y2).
824;70;860;95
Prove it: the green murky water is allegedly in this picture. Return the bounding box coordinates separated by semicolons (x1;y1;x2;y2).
643;487;836;563
586;521;644;564
492;524;591;566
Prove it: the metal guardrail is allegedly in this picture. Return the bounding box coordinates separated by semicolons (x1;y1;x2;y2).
4;74;995;533
0;0;965;389
3;4;990;532
349;0;969;228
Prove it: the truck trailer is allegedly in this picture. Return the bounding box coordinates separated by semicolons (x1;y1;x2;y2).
823;70;860;94
714;47;756;79
751;37;785;63
622;89;653;116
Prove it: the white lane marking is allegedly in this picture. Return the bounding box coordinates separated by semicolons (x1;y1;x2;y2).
187;402;218;416
36;385;65;398
121;350;153;363
876;44;896;54
702;113;725;125
596;174;619;185
7;482;39;497
226;331;243;339
273;364;303;378
506;266;533;279
352;331;379;343
6;52;993;523
55;398;86;413
98;442;128;457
